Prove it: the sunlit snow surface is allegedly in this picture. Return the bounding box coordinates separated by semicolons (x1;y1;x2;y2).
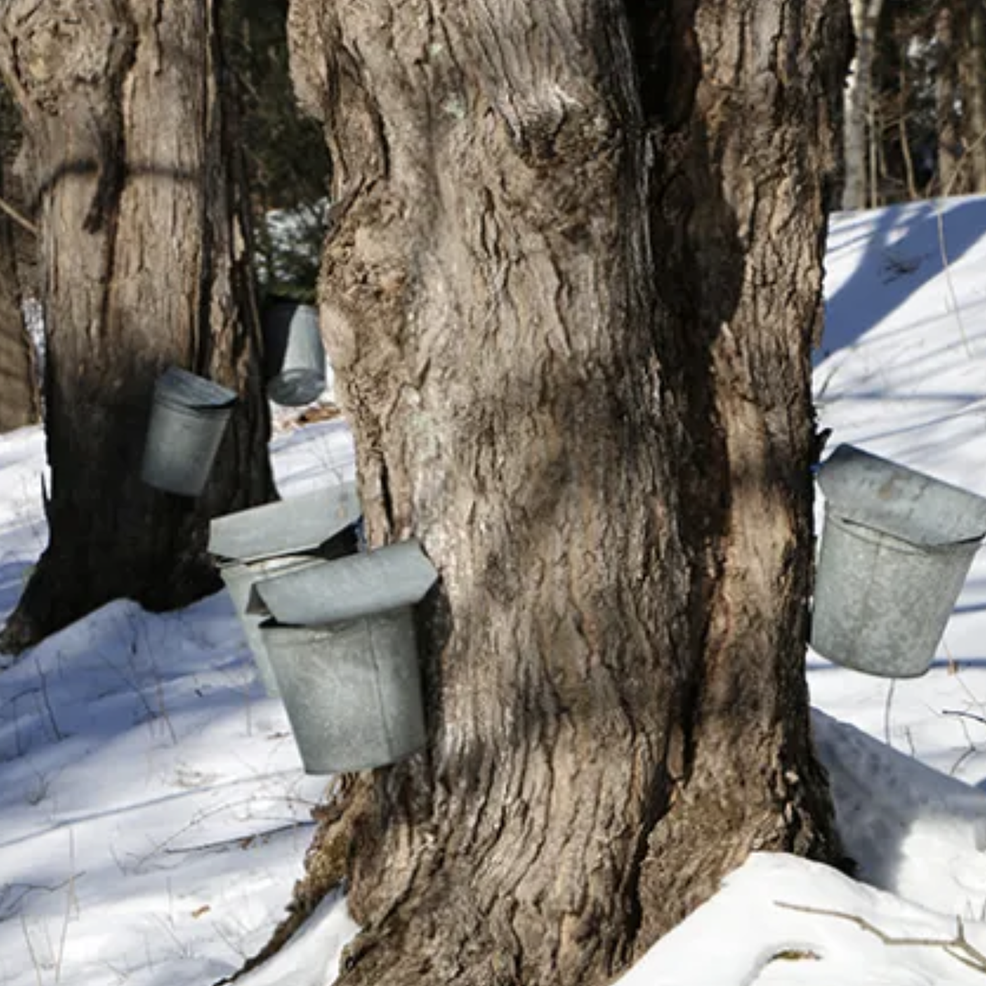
0;420;359;986
6;196;986;984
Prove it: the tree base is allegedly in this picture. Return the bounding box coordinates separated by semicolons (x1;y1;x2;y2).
216;775;371;985
0;606;38;657
0;545;221;656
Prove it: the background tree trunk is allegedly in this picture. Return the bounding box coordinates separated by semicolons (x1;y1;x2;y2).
0;189;37;436
844;0;885;209
960;0;986;190
0;83;37;434
285;1;851;983
938;0;963;193
896;32;920;201
0;0;274;651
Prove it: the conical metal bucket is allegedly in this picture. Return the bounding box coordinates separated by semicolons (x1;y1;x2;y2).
263;302;326;407
141;367;237;497
812;444;986;677
261;607;427;773
209;484;362;696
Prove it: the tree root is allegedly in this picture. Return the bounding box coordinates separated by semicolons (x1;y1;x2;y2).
0;607;41;658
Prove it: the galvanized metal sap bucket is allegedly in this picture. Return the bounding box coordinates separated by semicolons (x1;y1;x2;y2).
263;302;326;407
252;540;438;773
261;609;427;773
141;367;237;497
208;483;362;696
811;444;986;678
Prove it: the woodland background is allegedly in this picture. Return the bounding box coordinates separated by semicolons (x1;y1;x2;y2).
6;0;986;421
2;3;986;984
0;0;327;432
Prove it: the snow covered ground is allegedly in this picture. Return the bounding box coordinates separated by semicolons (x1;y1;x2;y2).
5;195;986;984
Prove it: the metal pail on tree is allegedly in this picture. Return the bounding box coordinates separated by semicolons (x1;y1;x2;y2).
251;539;438;773
260;608;427;773
262;302;326;407
811;444;986;678
208;483;362;696
141;366;237;497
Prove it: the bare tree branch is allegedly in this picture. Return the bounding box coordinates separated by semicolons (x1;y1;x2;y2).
775;901;986;975
0;192;36;235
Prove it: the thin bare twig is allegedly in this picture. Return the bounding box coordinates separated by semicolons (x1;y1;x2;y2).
160;820;308;855
944;709;986;728
36;665;65;742
54;830;77;984
935;126;986;359
20;914;44;986
0;193;37;236
776;901;986;974
0;876;81;924
884;679;896;747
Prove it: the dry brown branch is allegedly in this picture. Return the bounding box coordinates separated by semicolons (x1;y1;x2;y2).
944;709;986;728
0;193;36;236
776;900;986;975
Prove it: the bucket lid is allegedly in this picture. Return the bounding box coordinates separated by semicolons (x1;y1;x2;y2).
248;538;438;625
817;444;986;547
208;482;361;563
156;366;237;410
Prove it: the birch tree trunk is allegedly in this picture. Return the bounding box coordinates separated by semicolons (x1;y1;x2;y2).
282;1;852;983
844;0;885;209
0;0;274;651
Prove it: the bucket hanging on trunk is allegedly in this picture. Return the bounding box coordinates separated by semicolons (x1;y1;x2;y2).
251;539;438;773
208;483;362;696
811;444;986;678
262;302;326;407
141;366;237;497
260;607;427;773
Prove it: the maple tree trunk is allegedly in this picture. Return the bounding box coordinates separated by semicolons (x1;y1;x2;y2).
960;0;986;191
282;1;852;983
0;256;33;436
0;204;36;435
0;84;36;434
938;1;963;194
0;0;274;650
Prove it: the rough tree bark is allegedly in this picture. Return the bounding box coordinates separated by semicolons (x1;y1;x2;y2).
0;0;275;651
960;0;986;191
0;83;37;434
843;0;884;209
279;1;852;984
0;188;37;436
937;0;963;194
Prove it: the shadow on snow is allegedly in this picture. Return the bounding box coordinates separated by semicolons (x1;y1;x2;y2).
820;197;986;362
